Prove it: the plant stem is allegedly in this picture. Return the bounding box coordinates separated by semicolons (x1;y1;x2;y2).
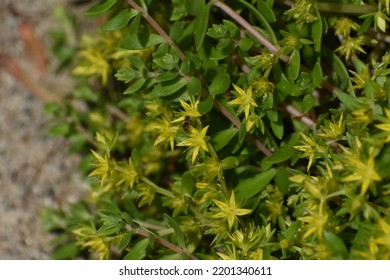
326;190;346;200
213;100;273;156
237;0;278;44
131;226;198;260
283;103;316;129
141;176;175;199
127;0;186;60
211;0;281;55
132;219;168;231
108;104;130;122
213;99;241;128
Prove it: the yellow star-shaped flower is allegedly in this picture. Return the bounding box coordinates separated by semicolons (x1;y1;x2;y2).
212;192;253;229
171;99;202;124
176;125;209;163
147;117;178;151
376;108;390;142
228;84;258;121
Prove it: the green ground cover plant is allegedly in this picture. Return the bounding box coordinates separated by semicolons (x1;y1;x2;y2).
42;0;390;259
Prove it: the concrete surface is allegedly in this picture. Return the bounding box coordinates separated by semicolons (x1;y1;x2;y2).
0;0;89;259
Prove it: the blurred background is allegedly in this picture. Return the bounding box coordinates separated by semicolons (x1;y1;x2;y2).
0;0;94;259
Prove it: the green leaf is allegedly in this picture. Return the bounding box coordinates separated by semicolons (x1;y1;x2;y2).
169;21;184;41
299;38;313;45
101;8;138;31
352;57;367;74
312;62;323;87
271;118;284;140
198;94;214;114
211;127;238;151
99;199;122;215
184;0;203;16
128;56;145;70
239;37;253;51
159;253;182;260
235;168;277;199
118;232;132;252
85;0;117;16
283;221;301;241
302;94;316;113
335;91;362;111
154;40;169;55
209;72;230;95
323;230;349;259
209;43;236;60
154;71;178;83
215;38;233;50
171;0;186;21
52;242;79;260
267;109;278;122
187;76;201;96
222;156;239;169
165;214;186;249
73;85;98;102
217;38;230;49
40;208;66;232
238;122;246;145
358;16;373;35
223;20;239;38
124;78;146;94
257;0;276;22
131;149;141;171
115;68;138;83
261;133;300;170
181;171;194;195
377;145;390;177
180;59;191;74
150;77;187;97
48;123;70;136
43;102;62;115
120;33;164;50
124;238;149;260
207;24;227;39
289;50;301;81
128;13;141;34
97;215;122;236
153;50;179;70
275;167;290;194
195;2;210;50
276;79;301;96
323;49;350;90
311;9;323;52
69;133;87;153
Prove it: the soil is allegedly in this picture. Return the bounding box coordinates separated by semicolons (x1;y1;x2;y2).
0;0;92;259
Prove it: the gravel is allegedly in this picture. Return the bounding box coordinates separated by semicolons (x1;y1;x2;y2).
0;0;90;259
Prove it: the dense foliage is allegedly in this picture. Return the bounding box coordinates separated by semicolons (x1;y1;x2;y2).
42;0;390;260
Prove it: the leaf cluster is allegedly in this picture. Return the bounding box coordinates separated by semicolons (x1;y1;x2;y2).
43;0;390;260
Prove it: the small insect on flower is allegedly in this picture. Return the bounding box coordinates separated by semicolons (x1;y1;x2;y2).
183;116;191;132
